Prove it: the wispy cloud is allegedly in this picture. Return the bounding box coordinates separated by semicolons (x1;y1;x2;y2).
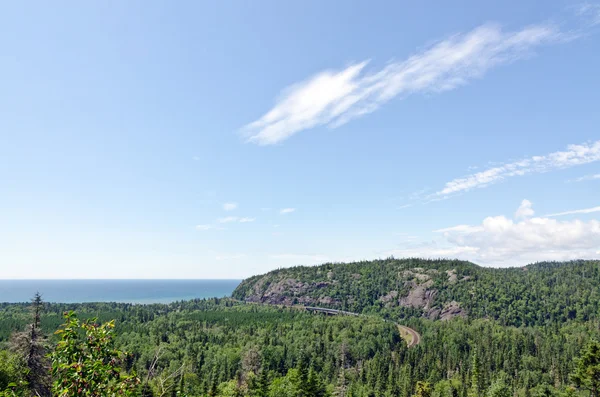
570;173;600;182
223;202;238;211
433;225;482;233
217;216;239;223
577;3;600;25
279;208;296;215
243;22;564;145
195;224;213;231
239;217;256;223
434;140;600;198
546;205;600;217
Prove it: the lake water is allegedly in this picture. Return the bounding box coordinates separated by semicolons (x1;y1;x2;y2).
0;279;241;304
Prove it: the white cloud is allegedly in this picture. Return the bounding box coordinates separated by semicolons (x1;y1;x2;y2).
217;216;239;223
195;224;213;231
279;208;296;214
387;201;600;266
435;140;600;197
243;22;564;145
223;202;238;211
577;3;600;25
433;225;483;233
546;205;600;217
571;173;600;182
239;217;256;223
515;199;535;219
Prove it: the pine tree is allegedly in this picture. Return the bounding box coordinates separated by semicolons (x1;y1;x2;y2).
306;367;326;397
412;381;431;397
334;344;348;397
486;378;510;397
572;339;600;397
256;369;269;397
10;292;50;397
468;349;483;397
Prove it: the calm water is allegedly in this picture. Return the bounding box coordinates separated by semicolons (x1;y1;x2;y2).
0;280;241;304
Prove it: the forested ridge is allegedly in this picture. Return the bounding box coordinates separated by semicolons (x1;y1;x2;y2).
233;259;600;326
1;259;600;396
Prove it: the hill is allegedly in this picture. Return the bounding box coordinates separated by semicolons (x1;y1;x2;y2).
232;258;600;326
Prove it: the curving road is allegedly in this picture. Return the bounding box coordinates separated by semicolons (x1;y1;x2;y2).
397;324;420;347
303;306;421;348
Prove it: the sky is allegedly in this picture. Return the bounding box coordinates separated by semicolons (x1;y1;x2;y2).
1;1;600;279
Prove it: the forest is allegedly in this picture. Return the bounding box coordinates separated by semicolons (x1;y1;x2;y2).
1;259;600;396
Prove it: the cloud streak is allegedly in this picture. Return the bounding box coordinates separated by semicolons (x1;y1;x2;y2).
243;22;564;145
223;202;238;211
434;140;600;197
279;208;296;214
577;3;600;25
546;205;600;217
571;173;600;182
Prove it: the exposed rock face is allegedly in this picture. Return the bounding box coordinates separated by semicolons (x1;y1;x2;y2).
446;269;458;284
246;278;309;305
440;301;467;320
245;278;338;306
427;301;467;320
235;263;473;321
318;296;338;305
379;290;399;303
399;280;437;309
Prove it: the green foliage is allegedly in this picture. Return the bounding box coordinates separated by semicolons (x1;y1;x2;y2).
233;259;600;327
0;351;25;391
0;260;598;397
50;311;139;397
0;351;27;397
486;377;511;397
571;339;600;397
413;381;431;397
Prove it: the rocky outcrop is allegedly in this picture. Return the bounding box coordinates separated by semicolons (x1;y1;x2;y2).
446;269;458;284
234;262;476;321
379;290;398;304
246;278;308;305
399;280;437;309
426;301;467;321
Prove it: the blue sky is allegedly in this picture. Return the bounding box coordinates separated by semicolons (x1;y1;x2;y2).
1;1;600;278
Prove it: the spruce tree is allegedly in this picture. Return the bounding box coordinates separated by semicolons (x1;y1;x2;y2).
572;339;600;397
10;292;50;397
